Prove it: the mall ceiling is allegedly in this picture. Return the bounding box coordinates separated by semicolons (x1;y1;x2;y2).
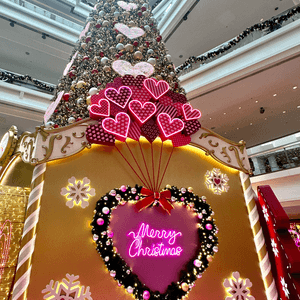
0;0;299;148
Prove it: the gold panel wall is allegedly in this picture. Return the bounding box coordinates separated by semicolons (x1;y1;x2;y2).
0;186;30;300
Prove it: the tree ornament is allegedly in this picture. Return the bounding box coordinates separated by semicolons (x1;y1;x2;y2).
134;51;143;60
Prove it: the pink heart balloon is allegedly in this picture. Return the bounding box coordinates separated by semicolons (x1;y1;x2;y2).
182;104;202;120
129;100;156;124
105;86;132;108
117;1;138;11
102;113;131;141
89;99;110;120
144;78;170;100
157;113;185;138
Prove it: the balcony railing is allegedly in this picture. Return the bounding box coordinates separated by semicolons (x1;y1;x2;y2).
0;68;55;94
249;141;300;176
176;5;300;75
5;0;83;31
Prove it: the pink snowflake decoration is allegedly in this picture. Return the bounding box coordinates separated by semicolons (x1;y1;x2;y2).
223;271;255;300
262;205;270;222
42;274;93;300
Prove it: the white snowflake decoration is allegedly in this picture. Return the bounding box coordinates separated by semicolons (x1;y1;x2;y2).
61;177;95;208
42;274;93;300
280;277;290;299
205;168;229;195
262;205;270;222
223;272;255;300
271;238;279;257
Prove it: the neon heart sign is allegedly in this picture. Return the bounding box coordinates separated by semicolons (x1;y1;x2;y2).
128;223;183;258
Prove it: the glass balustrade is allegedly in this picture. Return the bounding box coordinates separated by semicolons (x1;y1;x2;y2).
249;141;300;176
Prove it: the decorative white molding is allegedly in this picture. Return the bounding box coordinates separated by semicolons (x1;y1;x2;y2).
0;81;51;115
0;0;82;44
179;18;300;99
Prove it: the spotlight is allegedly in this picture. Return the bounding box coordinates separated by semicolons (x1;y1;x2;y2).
260;107;265;114
10;21;15;27
42;33;46;39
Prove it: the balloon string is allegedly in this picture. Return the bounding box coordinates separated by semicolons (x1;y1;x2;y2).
156;140;163;191
139;141;153;191
125;141;151;190
114;144;147;188
158;146;174;191
151;143;156;191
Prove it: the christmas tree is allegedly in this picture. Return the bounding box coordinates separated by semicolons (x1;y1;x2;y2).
47;0;184;128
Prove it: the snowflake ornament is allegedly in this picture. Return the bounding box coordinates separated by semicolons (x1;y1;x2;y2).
205;168;229;195
262;205;270;222
42;274;93;300
271;238;279;257
223;272;255;300
280;277;290;299
61;177;95;208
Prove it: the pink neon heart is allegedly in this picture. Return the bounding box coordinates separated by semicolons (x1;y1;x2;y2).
157;113;185;138
89;99;110;120
105;86;132;108
115;23;145;39
44;91;64;123
144;78;170;100
214;178;221;185
129;100;156;124
102;113;130;141
112;60;154;78
110;203;199;294
117;1;138;11
182;104;201;120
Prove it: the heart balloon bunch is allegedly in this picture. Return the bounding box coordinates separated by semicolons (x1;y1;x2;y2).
86;76;201;147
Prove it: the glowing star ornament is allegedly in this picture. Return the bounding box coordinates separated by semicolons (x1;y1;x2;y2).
114;23;145;39
144;78;170;99
89;99;110;119
129;100;156;124
42;273;92;300
60;177;95;208
205;168;229;195
182;103;202;120
105;86;132;108
102;112;130;141
112;60;154;78
157;113;185;138
223;272;254;300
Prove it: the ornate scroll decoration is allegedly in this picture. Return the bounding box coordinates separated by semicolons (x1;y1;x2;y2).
191;127;250;174
0;126;18;169
61;136;73;154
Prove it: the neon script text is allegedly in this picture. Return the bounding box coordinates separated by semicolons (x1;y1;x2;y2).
128;223;183;258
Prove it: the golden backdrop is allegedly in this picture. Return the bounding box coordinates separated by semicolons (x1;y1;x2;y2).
25;140;266;299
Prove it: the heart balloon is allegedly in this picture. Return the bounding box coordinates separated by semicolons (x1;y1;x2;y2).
105;86;132;108
102;112;131;141
117;1;138;11
112;60;154;78
115;23;145;39
157;113;185;138
89;99;110;120
182;104;202;120
129;100;156;124
144;78;170;100
91;185;218;299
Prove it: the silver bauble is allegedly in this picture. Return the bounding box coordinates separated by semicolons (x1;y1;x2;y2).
128;21;136;27
144;25;150;32
147;49;154;55
99;10;105;17
103;66;111;72
147;58;156;66
116;34;124;42
68;117;75;124
116;43;124;51
166;54;172;62
101;57;109;65
89;87;98;96
102;20;109;27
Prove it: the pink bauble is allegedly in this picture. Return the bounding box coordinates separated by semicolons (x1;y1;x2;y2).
143;290;150;300
97;218;104;225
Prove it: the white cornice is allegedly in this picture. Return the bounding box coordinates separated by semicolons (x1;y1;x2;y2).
179;18;300;100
